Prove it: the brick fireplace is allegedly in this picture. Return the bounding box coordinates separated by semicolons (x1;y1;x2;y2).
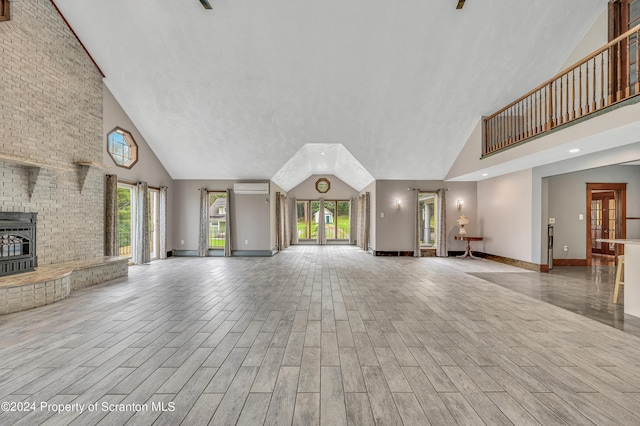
0;212;38;276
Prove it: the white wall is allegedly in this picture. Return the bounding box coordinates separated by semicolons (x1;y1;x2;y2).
373;180;477;253
234;192;271;252
287;175;358;200
546;165;640;260
171;179;271;254
477;169;533;262
558;8;607;72
103;85;176;253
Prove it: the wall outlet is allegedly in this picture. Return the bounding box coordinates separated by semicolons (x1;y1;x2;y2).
380;212;384;218
563;245;568;251
578;214;584;220
245;240;248;245
181;240;184;245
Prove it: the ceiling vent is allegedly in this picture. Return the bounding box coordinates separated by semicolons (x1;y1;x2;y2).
233;183;269;195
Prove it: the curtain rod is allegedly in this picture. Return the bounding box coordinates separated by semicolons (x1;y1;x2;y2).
116;178;160;190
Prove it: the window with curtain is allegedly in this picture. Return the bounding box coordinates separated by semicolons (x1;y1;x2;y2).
117;183;136;258
418;192;438;247
208;191;227;249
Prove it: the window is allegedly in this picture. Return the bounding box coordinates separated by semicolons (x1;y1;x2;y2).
0;0;9;22
418;192;438;246
208;192;227;249
107;127;138;169
117;184;136;257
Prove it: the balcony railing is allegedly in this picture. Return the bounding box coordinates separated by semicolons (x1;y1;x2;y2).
483;24;640;157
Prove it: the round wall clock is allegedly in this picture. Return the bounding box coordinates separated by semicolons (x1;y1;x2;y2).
315;178;330;193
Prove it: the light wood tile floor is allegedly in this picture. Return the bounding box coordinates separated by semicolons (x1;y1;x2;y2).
1;245;640;425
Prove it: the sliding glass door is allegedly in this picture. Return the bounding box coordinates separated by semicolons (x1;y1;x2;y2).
296;200;350;242
117;183;136;258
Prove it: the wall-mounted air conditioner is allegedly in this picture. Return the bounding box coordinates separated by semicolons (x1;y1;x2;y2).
233;182;270;195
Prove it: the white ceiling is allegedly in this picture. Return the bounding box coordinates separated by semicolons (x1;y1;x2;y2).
55;0;606;190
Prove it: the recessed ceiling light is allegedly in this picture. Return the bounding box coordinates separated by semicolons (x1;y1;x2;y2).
482;173;488;177
569;148;580;153
321;152;325;155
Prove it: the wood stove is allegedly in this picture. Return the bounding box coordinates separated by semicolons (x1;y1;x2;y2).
0;212;38;276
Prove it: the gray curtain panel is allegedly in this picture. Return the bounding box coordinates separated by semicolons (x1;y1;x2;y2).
291;197;298;245
105;174;119;257
436;188;447;257
278;193;287;250
350;198;357;245
224;188;232;257
414;190;421;257
198;188;209;257
159;186;168;259
275;192;282;250
283;195;289;249
357;196;363;250
363;192;370;252
134;181;150;264
317;198;325;245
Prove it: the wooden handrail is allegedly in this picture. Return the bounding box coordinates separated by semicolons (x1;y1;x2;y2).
483;23;640;157
485;23;640;122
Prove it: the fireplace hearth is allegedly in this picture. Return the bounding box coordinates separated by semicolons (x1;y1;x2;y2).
0;212;38;276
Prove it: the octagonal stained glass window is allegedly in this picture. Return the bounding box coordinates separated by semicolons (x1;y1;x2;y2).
107;127;138;169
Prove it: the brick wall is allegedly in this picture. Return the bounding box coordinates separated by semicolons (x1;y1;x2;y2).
0;0;104;264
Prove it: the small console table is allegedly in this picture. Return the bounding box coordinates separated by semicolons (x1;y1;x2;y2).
455;236;483;259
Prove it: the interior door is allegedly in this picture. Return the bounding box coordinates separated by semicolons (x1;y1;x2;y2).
591;191;616;255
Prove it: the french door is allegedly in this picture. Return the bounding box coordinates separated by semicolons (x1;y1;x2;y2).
296;200;350;242
591;191;617;255
586;182;626;265
117;183;136;258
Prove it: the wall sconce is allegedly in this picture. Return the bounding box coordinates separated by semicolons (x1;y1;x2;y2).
396;200;401;210
456;200;464;211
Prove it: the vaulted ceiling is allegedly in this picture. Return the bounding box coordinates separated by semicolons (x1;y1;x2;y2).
55;0;606;190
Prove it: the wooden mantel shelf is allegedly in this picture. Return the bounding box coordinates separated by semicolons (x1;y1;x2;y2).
0;153;74;172
74;160;108;169
0;154;107;197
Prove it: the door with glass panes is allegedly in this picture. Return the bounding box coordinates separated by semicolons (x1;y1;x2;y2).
296;200;350;242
